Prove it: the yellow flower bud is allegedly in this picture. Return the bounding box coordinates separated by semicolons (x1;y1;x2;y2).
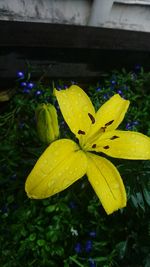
35;103;59;144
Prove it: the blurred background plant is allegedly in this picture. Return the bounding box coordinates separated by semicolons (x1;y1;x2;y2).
0;65;150;267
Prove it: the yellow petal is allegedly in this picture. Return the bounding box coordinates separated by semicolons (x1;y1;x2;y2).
85;94;129;144
86;152;127;215
95;130;150;159
54;85;95;141
25;139;87;199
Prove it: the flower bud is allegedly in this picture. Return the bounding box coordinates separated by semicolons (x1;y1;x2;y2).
35;103;59;144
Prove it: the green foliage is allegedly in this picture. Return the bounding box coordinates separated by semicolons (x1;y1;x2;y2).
0;67;150;267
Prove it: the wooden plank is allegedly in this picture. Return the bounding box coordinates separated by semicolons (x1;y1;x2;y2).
0;20;150;88
1;20;150;51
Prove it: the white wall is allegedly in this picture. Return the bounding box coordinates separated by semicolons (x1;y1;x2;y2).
95;1;150;32
0;0;91;25
1;0;150;32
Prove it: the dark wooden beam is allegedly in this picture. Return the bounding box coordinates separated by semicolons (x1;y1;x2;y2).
0;20;150;88
1;20;150;51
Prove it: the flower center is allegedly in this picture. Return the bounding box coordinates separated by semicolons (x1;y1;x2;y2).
77;113;119;152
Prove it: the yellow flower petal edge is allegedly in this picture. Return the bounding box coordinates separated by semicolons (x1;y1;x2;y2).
94;130;150;159
85;94;130;144
25;139;87;199
54;85;95;141
86;152;127;215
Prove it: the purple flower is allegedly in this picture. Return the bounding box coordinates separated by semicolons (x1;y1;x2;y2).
27;82;34;89
20;82;27;87
85;240;92;253
126;122;131;130
96;87;101;92
35;90;42;96
126;121;139;130
117;89;123;96
74;243;82;254
110;80;116;85
133;121;139;126
17;71;24;79
63;85;68;89
103;94;109;100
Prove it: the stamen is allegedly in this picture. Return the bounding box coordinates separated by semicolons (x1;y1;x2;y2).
78;130;86;135
92;144;96;148
105;120;114;127
88;113;95;124
103;145;109;149
110;135;119;140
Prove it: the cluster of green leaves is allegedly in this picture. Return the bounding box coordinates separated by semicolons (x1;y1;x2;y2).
0;67;150;267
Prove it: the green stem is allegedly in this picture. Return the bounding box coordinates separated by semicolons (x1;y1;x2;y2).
69;256;84;267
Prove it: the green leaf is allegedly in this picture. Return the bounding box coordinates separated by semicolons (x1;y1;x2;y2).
37;239;46;246
45;205;56;213
143;187;150;206
29;233;36;241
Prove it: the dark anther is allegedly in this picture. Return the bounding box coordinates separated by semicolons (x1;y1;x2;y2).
110;135;119;140
92;144;96;148
101;126;106;132
88;113;95;124
105;120;114;127
78;130;86;135
103;145;109;149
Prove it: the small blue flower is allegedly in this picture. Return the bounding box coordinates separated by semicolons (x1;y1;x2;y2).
63;85;68;89
126;121;139;130
27;82;34;89
117;89;123;96
133;121;139;126
20;82;27;87
85;240;92;253
17;71;24;79
35;90;42;96
96;87;101;92
74;243;82;254
89;258;96;267
89;231;96;238
110;79;116;85
103;94;109;100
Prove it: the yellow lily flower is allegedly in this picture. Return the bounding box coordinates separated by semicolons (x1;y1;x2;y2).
25;85;150;214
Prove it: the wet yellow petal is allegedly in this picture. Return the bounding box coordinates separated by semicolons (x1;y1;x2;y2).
54;85;95;141
85;94;129;143
95;130;150;159
86;152;127;215
25;139;87;199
